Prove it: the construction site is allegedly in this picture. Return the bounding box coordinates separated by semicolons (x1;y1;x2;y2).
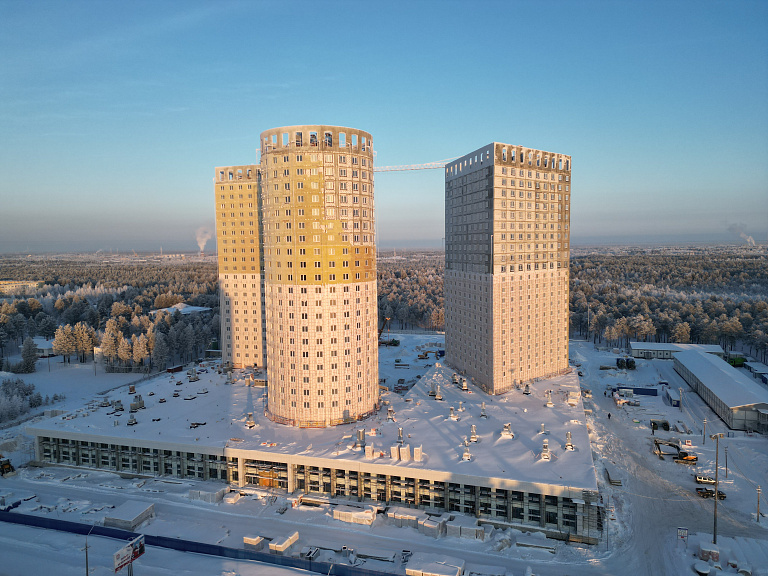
27;333;603;544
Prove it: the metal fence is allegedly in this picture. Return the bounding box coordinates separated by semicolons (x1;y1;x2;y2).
0;510;397;576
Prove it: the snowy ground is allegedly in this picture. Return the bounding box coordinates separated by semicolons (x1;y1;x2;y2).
1;337;767;575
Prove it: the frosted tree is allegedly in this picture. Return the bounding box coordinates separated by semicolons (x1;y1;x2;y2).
181;324;195;361
111;301;132;319
52;324;76;363
38;316;57;339
26;317;37;338
672;322;691;344
117;334;133;367
100;318;120;365
0;328;8;359
132;333;149;370
153;332;169;370
73;322;96;362
20;337;38;373
167;325;180;362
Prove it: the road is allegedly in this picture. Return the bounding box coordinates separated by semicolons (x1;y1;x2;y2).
573;341;768;576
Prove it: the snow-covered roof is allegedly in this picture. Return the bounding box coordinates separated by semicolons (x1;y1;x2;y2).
150;303;211;315
105;500;153;522
744;361;768;374
32;336;53;349
674;351;768;410
629;342;723;354
28;359;598;496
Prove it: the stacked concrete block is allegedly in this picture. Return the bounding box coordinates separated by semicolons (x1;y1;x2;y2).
445;514;484;540
387;506;429;528
333;505;375;526
189;487;227;503
417;515;447;538
243;535;264;551
405;552;464;576
269;531;299;554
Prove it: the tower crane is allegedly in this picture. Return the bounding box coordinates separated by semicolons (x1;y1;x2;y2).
373;157;459;172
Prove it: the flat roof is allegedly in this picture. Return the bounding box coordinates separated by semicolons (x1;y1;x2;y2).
629;342;724;354
28;358;597;496
744;362;768;374
674;351;768;410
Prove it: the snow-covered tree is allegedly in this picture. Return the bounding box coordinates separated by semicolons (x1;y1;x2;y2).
132;333;149;369
38;315;57;339
20;337;38;373
73;322;96;362
100;318;120;365
153;332;169;370
117;334;133;366
672;322;691;343
52;325;76;363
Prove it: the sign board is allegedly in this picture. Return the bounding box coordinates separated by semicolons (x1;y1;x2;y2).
677;527;688;543
114;535;145;573
684;440;692;447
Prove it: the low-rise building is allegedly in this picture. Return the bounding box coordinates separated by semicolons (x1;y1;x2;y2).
28;362;603;542
673;351;768;432
629;342;724;360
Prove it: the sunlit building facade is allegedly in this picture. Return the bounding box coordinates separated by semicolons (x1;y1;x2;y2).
444;143;572;393
258;126;379;427
214;164;266;370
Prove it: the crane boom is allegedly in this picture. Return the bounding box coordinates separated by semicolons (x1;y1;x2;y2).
374;157;459;172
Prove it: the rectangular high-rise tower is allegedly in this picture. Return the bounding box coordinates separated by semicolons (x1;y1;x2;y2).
444;143;571;394
214;165;266;370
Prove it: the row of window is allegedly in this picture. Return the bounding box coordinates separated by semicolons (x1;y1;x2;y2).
263;131;370;151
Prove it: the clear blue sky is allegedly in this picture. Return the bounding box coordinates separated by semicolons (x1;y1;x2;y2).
1;0;766;253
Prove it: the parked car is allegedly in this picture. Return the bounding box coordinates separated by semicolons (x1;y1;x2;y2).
696;488;726;500
695;475;716;485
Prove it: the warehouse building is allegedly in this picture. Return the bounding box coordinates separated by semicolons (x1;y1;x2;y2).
674;351;768;432
629;342;724;360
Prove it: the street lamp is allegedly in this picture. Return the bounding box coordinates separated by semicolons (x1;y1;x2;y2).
711;433;724;544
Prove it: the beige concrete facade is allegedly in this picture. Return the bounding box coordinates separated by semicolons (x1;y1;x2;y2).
444;143;571;393
214;165;266;370
259;126;379;427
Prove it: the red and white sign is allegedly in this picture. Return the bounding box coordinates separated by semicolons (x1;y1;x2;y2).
114;535;145;573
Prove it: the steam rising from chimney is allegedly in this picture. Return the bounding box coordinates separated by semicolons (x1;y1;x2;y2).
196;226;213;253
727;223;756;246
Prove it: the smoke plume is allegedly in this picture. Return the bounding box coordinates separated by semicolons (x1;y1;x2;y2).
727;223;756;246
196;226;213;252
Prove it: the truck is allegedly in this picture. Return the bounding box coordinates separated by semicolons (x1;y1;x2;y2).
696;488;726;500
0;456;15;477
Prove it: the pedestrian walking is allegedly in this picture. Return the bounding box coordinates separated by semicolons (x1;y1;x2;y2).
608;412;611;420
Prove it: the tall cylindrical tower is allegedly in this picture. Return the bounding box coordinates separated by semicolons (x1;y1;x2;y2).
260;125;378;427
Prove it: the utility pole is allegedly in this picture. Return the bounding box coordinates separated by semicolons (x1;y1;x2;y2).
725;446;728;479
758;486;762;524
711;433;724;544
703;418;707;444
679;387;683;412
85;524;95;575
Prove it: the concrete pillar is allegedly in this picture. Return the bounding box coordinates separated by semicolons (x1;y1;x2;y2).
237;458;246;488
